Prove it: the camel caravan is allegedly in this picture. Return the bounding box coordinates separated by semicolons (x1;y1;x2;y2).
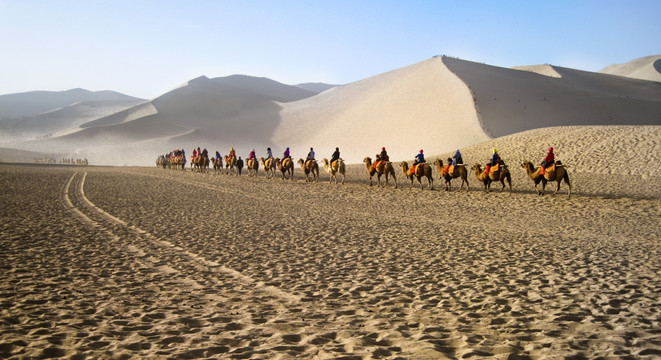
155;146;571;197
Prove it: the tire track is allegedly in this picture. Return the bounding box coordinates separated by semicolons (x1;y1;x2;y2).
69;171;300;304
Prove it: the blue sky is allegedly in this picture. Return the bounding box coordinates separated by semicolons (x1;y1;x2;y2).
1;0;659;99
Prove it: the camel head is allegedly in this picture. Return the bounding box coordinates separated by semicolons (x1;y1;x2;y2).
471;163;482;173
521;161;534;172
363;157;371;163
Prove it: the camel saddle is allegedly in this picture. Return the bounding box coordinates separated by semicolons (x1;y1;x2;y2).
331;160;338;168
541;163;556;175
489;163;500;173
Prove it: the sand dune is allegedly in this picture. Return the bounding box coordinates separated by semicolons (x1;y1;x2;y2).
599;55;661;82
274;56;490;166
5;56;661;167
444;57;661;138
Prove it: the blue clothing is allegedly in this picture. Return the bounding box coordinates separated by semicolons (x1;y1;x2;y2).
266;149;272;159
490;153;500;166
452;151;463;166
415;153;425;163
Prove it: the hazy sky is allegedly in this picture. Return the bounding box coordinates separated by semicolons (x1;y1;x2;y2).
1;0;659;99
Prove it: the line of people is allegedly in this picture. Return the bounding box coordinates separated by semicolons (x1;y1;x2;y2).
187;144;555;177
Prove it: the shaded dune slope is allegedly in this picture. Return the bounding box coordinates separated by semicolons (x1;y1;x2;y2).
443;57;661;138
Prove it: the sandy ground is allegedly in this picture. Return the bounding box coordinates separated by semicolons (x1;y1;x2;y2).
1;144;659;359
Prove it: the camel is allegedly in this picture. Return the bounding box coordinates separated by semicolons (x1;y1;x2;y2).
168;155;185;170
471;163;512;193
275;157;294;180
298;158;319;182
224;155;236;175
192;155;209;173
260;157;276;179
156;156;167;169
246;158;259;177
321;158;346;184
212;157;224;173
434;159;469;192
521;161;571;198
363;157;397;188
400;161;433;190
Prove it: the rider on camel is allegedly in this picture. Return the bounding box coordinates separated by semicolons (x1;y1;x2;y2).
444;149;463;174
374;147;389;169
248;149;256;160
483;148;501;174
330;147;340;167
412;149;425;173
265;147;273;161
229;147;236;160
306;147;315;166
283;147;291;160
540;147;554;175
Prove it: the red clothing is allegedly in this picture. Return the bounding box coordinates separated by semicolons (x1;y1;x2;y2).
543;150;554;164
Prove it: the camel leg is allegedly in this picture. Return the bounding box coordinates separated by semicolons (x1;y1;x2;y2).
552;180;561;196
564;173;571;198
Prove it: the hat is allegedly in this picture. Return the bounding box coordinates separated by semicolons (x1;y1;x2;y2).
336;147;339;150
549;147;553;151
492;148;497;153
310;147;313;150
419;149;423;153
382;147;386;151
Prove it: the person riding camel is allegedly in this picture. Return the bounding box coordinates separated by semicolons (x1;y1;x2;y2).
412;149;426;173
540;147;555;175
283;147;291;160
330;147;340;167
215;150;221;161
374;147;389;169
202;148;208;157
192;148;198;158
265;147;273;161
247;149;256;167
228;147;236;160
483;148;501;174
444;149;463;174
306;147;315;166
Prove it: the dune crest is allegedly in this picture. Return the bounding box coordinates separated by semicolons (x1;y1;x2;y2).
511;64;562;78
275;56;489;164
599;55;661;82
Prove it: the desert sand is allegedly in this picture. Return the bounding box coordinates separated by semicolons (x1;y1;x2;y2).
1;125;659;359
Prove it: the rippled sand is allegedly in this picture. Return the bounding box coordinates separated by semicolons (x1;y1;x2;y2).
1;161;659;359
